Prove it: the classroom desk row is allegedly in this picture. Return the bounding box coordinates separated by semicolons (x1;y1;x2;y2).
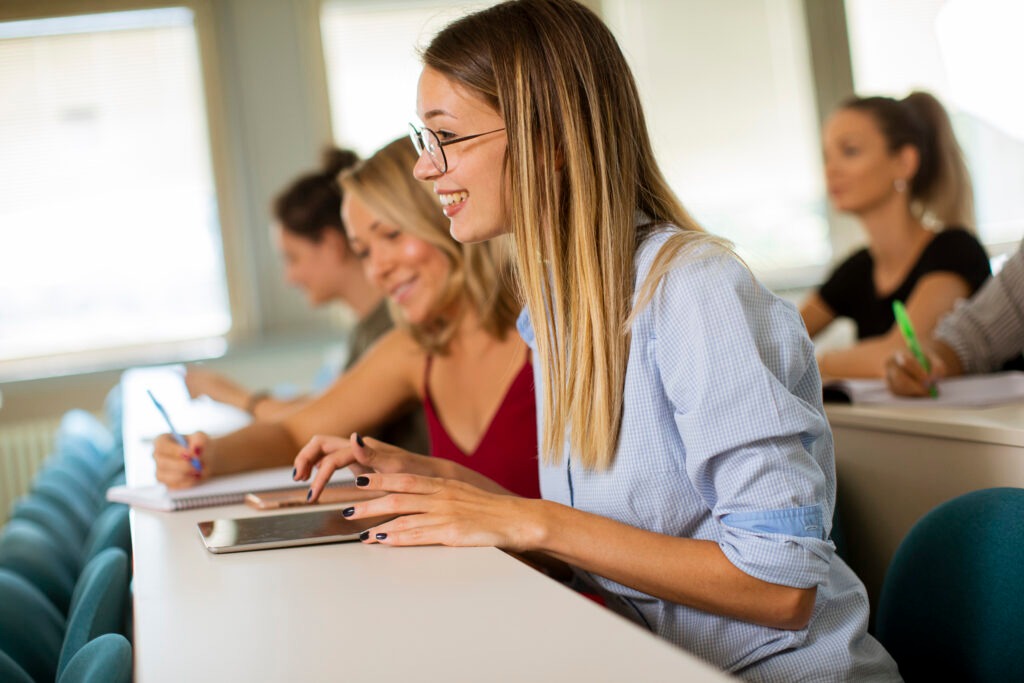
124;366;1024;681
121;369;733;682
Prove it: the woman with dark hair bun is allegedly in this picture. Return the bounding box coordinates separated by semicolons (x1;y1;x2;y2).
184;147;426;455
802;91;991;378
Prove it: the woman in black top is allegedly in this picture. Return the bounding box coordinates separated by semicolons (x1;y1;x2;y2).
801;91;990;378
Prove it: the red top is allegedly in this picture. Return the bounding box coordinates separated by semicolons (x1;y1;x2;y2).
424;355;541;499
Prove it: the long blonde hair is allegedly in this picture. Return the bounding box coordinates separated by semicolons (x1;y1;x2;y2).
424;0;723;469
339;137;519;353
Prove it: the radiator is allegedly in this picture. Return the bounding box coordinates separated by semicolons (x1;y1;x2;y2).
0;417;61;525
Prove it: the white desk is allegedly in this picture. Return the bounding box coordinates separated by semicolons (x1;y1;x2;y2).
827;401;1024;614
121;368;733;682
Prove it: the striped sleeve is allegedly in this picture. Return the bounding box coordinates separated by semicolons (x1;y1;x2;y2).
936;243;1024;373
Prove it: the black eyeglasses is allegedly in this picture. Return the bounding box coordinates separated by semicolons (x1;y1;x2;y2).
408;122;506;174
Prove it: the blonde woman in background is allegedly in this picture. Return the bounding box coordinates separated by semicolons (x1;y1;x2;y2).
802;92;990;378
155;137;541;500
328;1;901;679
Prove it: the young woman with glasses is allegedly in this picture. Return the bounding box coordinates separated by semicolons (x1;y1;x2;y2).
153;137;540;500
327;1;900;679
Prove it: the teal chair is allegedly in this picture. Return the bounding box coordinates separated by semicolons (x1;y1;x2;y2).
9;496;88;554
58;633;132;683
876;487;1024;682
81;504;131;567
30;480;94;538
34;467;103;513
57;548;129;680
0;519;79;613
0;568;65;683
55;410;116;463
0;649;34;683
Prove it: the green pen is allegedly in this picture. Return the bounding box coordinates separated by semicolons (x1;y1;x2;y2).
892;300;938;398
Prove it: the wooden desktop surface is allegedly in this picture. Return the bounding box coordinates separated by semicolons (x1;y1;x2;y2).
122;367;733;682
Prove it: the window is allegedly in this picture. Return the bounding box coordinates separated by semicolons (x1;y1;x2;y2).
846;0;1024;250
0;8;229;368
602;0;829;285
320;0;496;157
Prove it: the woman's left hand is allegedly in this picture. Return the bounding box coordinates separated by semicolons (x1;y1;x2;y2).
343;473;542;552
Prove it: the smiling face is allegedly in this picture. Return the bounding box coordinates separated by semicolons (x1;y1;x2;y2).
342;191;452;325
823;108;917;216
413;66;509;244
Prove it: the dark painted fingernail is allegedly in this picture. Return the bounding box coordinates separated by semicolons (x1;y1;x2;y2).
356;433;365;447
356;476;369;487
359;530;369;541
342;507;355;517
292;467;297;480
306;489;312;501
375;532;387;541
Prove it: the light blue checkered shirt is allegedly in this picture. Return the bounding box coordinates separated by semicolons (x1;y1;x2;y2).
518;227;900;681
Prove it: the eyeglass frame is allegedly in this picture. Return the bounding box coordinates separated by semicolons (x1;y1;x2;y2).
408;122;506;174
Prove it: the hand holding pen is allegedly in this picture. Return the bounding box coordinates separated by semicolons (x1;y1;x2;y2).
147;389;204;477
891;300;939;398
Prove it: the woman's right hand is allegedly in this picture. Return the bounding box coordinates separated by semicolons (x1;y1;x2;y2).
153;431;211;489
293;433;443;502
884;348;947;396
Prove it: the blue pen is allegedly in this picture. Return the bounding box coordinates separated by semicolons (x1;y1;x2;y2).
147;389;202;472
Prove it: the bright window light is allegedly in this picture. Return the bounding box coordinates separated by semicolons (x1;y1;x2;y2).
320;0;496;157
603;0;830;282
846;0;1024;248
0;8;230;364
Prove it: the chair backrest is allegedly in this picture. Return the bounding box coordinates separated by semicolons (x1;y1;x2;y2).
0;519;78;613
10;495;87;553
0;648;35;683
57;548;129;680
30;481;94;538
876;486;1024;682
81;504;131;567
57;633;132;683
0;568;65;683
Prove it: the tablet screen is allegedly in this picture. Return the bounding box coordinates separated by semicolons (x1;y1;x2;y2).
197;509;394;553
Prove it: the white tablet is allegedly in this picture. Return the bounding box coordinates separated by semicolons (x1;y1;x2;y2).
197;509;394;554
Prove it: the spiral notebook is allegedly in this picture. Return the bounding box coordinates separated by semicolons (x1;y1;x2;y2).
106;466;354;511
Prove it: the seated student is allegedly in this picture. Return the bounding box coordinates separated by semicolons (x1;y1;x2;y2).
801;91;991;378
184;149;387;419
886;240;1024;396
305;2;900;679
153;137;540;499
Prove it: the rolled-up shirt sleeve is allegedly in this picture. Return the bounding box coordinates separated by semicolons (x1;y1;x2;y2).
653;247;836;588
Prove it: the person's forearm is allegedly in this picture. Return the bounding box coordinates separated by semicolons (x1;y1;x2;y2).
207;422;301;476
819;334;903;378
252;396;311;422
523;499;816;630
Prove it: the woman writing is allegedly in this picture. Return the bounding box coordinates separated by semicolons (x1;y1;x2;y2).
183;148;413;429
154;137;539;499
802;92;990;378
315;1;900;679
